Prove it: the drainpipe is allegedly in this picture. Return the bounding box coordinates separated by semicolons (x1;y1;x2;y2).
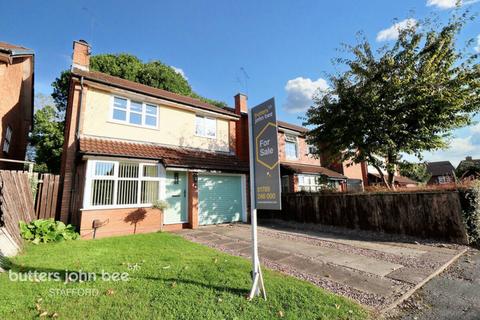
75;76;84;139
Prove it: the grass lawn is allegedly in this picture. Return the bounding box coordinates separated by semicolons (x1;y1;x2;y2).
0;232;369;319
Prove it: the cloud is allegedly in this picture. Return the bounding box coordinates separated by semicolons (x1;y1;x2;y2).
426;0;480;9
171;66;188;80
283;77;329;113
376;19;418;42
404;124;480;166
475;34;480;53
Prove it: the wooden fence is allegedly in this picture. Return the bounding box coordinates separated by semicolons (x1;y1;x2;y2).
259;191;469;244
0;171;36;246
35;174;60;220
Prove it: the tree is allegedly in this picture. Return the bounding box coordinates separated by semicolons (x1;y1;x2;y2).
33;53;227;172
305;14;480;189
398;161;431;183
456;159;480;179
30;105;64;173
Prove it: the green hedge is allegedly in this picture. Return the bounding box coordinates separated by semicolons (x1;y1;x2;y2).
458;182;480;247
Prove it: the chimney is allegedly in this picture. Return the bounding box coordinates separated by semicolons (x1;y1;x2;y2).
466;156;473;161
72;40;91;71
234;93;248;115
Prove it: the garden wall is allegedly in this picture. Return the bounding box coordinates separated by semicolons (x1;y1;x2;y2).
259;191;469;244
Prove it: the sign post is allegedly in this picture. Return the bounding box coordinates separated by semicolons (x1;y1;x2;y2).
248;98;282;300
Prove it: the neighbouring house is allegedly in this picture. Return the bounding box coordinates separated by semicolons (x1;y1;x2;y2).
426;161;455;185
232;111;365;192
0;42;34;169
59;40;248;238
456;156;480;181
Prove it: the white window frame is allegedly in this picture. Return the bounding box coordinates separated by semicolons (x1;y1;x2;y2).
285;134;298;160
297;174;326;192
84;159;164;210
110;95;159;129
3;125;12;153
307;144;317;155
195;115;217;139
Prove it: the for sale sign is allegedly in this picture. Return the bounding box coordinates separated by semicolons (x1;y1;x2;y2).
250;98;281;210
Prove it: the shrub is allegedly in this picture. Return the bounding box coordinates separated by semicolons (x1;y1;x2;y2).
19;219;79;244
458;182;480;247
151;200;169;211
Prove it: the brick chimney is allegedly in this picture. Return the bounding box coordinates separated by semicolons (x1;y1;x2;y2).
72;40;91;71
234;93;248;115
233;93;249;161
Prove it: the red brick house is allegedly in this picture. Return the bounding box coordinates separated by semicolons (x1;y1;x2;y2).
0;42;34;169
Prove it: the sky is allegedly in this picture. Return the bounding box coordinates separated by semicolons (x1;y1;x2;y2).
1;0;479;165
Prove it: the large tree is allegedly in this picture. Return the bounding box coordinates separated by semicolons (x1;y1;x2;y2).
305;14;480;189
33;53;227;173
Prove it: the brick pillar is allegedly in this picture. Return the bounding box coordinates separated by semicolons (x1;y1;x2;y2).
233;93;249;161
188;172;199;229
58;80;86;223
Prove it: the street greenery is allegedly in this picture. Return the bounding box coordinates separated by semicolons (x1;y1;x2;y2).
0;232;368;320
19;219;79;244
306;12;480;189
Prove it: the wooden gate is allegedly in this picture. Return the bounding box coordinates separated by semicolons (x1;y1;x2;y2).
35;174;60;219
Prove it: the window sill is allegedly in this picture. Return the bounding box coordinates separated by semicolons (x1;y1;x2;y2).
81;203;156;211
107;120;159;131
194;133;217;140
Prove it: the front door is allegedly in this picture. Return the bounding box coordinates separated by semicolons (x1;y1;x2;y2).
164;171;187;224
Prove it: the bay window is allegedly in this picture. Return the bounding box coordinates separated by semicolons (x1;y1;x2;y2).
86;160;163;208
111;96;158;128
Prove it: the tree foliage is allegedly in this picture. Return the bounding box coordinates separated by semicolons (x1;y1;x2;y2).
398;161;431;183
305;14;480;189
35;53;227;172
456;159;480;179
30;105;64;173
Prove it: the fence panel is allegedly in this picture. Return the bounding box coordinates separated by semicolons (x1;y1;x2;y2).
35;174;60;220
259;191;469;244
0;170;36;246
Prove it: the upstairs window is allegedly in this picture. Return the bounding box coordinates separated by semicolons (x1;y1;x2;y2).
111;96;158;128
285;134;298;160
3;126;12;153
307;144;318;155
195;116;216;138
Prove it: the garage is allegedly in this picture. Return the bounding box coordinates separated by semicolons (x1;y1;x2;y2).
198;174;245;225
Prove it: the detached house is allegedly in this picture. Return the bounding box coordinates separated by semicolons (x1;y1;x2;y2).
59;41;248;238
0;42;34;169
59;40;371;238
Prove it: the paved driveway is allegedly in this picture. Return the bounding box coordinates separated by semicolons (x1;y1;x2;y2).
176;223;466;312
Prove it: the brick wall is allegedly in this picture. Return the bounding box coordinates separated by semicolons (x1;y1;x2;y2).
0;56;33;168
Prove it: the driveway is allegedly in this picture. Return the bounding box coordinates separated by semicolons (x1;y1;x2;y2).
386;249;480;319
176;222;467;313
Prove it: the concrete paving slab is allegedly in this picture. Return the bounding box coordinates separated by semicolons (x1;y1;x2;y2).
258;226;427;258
386;267;433;285
280;255;402;296
258;248;291;262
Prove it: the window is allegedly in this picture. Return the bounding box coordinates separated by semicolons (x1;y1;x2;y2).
307;144;317;155
297;174;330;192
87;160;162;208
438;175;453;184
111;96;158;128
285;134;298;160
3;126;12;153
195;116;216;138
